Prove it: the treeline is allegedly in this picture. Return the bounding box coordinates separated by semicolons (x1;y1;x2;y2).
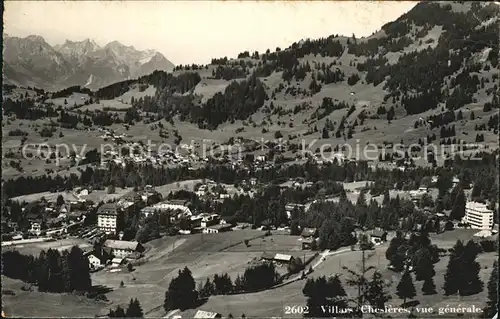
51;85;92;99
211;65;248;80
2;246;91;293
352;2;498;115
386;231;440;273
3;98;57;120
303;275;352;317
199;262;280;297
135;72;266;129
311;97;350;120
164;264;279;312
108;298;144;318
191;73;267;129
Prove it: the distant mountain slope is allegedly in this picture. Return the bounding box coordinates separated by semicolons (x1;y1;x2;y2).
3;36;174;91
3;1;498;151
86;1;498;129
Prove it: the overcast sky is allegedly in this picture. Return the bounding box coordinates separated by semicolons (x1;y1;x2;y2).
4;1;417;65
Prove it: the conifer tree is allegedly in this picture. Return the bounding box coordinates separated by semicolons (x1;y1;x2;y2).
443;240;464;295
422;277;436;295
459;240;483;296
164;267;198;311
200;278;215;298
450;185;466;220
126;298;144;318
413;248;435;281
365;271;390;309
397;271;416;306
483;261;498;318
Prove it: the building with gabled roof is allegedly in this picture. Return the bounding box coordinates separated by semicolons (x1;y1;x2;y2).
193;310;221;319
274;253;294;263
301;227;318;238
104;240;144;258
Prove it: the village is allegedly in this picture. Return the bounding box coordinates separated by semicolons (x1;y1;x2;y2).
2;167;498;283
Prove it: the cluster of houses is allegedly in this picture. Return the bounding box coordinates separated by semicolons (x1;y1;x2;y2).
97;195;232;236
2;192;91;239
97;127;224;169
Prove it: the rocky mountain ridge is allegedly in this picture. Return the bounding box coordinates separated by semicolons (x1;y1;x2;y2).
3;36;174;91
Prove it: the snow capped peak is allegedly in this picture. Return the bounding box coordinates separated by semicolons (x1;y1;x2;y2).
139;50;160;65
84;74;94;87
56;38;101;59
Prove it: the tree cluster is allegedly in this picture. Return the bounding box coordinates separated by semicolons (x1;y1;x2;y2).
2;246;91;293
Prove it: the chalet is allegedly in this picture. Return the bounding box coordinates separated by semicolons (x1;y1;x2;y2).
193;310;222;319
117;200;135;211
255;155;266;163
121;191;143;203
369;229;387;244
190;215;204;227
87;254;102;269
301;228;318;239
274;253;294;264
260;252;295;264
104;240;144;258
67;210;85;222
302;238;317;250
409;189;427;202
202;224;232;234
201;214;220;228
111;257;126;267
29;221;42;236
261;252;276;262
285;203;306;219
5;221;18;232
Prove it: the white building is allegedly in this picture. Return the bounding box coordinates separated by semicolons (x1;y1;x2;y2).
97;203;118;235
463;201;494;230
193;310;221;319
29;222;42;236
87;254;102;269
141;201;192;219
202;224;232;234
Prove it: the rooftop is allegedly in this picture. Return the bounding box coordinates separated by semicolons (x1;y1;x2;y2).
301;228;317;237
466;201;492;213
104;240;140;251
261;252;275;260
274;253;293;262
371;229;387;238
97;203;118;215
193;310;221;319
167;199;190;206
207;224;232;231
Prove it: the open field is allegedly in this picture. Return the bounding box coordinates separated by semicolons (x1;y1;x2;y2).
178;229;496;318
2;276;105;318
155;179;240;198
2;238;91;256
90;230;315;317
1;227;496;318
10;186;132;204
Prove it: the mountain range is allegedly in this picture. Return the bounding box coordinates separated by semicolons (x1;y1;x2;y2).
3;35;174;91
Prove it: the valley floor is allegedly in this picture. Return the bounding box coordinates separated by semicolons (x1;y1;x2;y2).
2;229;496;318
